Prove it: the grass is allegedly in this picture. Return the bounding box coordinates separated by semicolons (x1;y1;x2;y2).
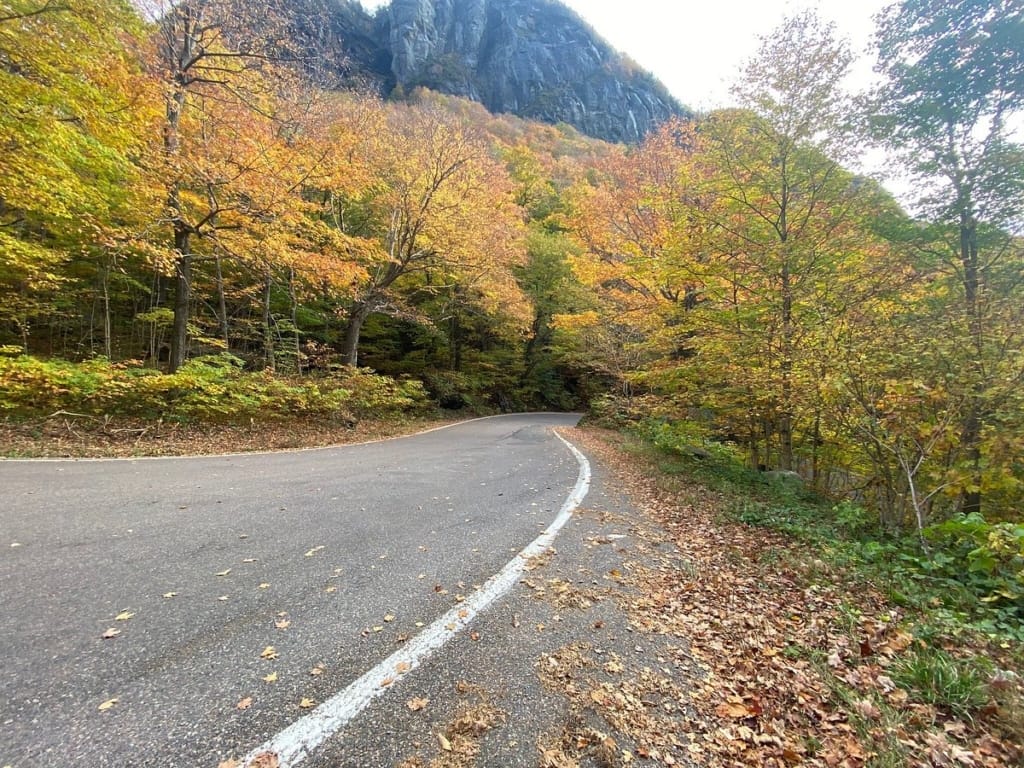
892;649;992;720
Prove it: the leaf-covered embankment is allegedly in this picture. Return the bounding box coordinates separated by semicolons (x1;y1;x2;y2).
564;427;1022;767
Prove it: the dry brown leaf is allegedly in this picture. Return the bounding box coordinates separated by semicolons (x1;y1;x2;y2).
236;697;253;710
217;759;241;768
299;697;315;709
406;697;429;712
310;666;324;676
248;752;279;768
275;619;290;630
396;661;411;674
260;646;278;660
383;614;395;622
438;732;452;752
380;676;395;687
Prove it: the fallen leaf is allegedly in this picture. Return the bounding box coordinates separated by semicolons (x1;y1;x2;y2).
304;546;324;557
380;677;395;687
217;759;241;768
325;586;337;594
102;628;121;639
114;611;134;621
299;697;315;709
248;752;279;768
310;666;324;676
383;614;395;622
275;619;291;630
470;632;481;641
372;625;384;632
438;732;452;751
218;595;230;601
262;672;278;683
216;569;231;577
407;697;429;712
98;697;118;711
396;661;411;674
162;592;177;599
242;558;258;563
236;697;253;710
454;594;466;603
260;646;278;660
258;583;270;590
458;609;469;619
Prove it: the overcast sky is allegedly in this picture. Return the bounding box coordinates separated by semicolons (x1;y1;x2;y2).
357;0;893;111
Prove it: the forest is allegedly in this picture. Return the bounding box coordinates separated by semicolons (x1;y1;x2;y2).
1;0;1022;632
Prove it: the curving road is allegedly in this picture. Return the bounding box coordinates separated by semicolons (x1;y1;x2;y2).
0;413;587;768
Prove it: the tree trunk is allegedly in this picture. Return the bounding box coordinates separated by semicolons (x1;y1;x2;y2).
778;261;794;471
101;258;112;360
215;252;229;351
959;212;983;515
341;302;371;367
168;226;191;373
263;269;275;371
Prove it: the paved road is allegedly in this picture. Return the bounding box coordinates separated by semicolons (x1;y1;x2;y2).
0;413;585;767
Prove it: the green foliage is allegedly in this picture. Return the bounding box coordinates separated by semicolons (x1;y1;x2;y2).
634;420;1024;640
892;649;992;720
0;354;429;424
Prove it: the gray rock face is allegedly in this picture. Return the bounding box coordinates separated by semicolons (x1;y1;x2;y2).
322;0;687;143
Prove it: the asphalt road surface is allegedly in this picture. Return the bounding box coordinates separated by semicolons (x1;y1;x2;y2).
1;413;587;767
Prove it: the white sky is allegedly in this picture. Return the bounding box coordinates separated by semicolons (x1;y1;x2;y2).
357;0;893;111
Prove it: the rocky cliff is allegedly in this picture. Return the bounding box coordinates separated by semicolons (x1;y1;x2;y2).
317;0;687;143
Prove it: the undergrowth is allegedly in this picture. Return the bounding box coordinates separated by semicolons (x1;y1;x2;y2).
0;353;430;425
623;417;1024;743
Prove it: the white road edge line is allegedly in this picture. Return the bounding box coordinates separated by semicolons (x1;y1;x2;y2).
241;430;592;768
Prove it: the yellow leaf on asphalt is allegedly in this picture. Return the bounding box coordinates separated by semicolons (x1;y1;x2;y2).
236;697;252;710
162;592;177;599
218;595;230;601
304;546;324;557
98;698;118;711
260;646;278;660
372;626;384;632
406;697;429;711
114;611;134;621
262;672;278;683
438;732;452;751
258;583;270;590
310;666;324;676
102;628;121;639
299;697;315;709
325;586;337;593
383;614;395;622
275;619;291;630
216;569;231;577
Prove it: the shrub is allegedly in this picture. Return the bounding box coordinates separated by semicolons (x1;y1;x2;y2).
0;354;430;425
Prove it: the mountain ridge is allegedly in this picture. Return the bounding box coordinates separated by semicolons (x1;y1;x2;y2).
315;0;688;142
